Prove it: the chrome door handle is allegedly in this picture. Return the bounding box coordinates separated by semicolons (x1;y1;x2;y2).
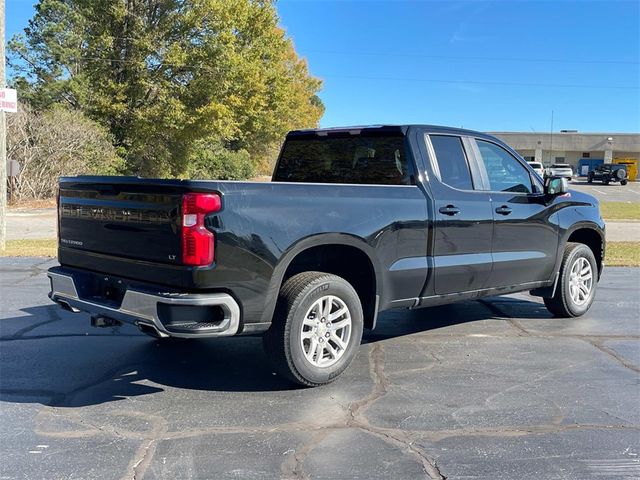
439;205;461;216
495;205;513;215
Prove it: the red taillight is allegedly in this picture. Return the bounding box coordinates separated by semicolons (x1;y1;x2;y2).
181;193;221;266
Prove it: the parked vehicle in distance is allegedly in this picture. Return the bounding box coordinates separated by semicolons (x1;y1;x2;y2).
527;161;544;177
545;163;574;180
48;125;605;386
587;164;628;185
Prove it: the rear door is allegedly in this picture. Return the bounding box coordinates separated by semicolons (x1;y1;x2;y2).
471;138;559;287
424;134;494;295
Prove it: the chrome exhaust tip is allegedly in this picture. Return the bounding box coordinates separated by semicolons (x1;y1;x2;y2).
57;300;80;313
137;322;168;338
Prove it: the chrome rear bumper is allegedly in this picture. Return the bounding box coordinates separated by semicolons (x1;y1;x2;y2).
47;271;241;338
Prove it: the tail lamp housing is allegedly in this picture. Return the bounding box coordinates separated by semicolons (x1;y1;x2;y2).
181;193;221;266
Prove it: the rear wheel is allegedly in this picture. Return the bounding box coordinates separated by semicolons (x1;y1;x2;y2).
621;179;628;186
263;272;364;386
544;242;597;318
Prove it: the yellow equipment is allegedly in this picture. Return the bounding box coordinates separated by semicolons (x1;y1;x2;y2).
614;158;638;181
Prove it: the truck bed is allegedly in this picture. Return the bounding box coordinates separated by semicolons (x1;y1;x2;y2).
57;175;430;325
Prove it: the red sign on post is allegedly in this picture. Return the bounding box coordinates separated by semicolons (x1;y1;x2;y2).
0;88;18;113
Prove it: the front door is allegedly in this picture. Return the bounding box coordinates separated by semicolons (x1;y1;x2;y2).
472;138;559;287
426;134;494;295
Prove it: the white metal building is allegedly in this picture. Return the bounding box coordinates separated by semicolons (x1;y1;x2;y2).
490;131;640;172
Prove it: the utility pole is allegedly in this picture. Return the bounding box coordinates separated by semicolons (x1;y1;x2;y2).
549;110;554;165
0;0;6;252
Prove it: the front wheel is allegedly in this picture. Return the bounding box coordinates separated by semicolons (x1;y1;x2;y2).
263;272;364;387
544;242;598;318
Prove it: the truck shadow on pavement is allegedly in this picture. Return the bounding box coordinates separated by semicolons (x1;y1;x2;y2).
0;297;552;407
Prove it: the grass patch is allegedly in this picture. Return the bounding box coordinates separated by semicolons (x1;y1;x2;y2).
0;239;57;257
606;242;640;267
1;239;638;267
8;198;56;210
600;202;640;221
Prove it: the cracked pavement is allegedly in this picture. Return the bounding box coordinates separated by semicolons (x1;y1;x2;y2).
0;257;639;479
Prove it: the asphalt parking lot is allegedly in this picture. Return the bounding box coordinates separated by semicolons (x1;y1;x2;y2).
1;257;639;480
570;179;640;203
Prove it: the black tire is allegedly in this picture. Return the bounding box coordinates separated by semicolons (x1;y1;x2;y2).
544;242;598;318
615;168;626;180
263;272;364;387
587;175;593;184
603;177;609;185
621;179;628;186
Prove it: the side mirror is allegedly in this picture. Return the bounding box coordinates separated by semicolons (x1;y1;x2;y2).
545;176;568;196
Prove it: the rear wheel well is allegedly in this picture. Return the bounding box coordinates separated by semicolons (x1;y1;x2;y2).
282;244;377;329
567;228;603;274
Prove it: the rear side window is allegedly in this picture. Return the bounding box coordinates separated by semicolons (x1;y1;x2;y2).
274;134;411;185
476;140;533;194
430;135;473;190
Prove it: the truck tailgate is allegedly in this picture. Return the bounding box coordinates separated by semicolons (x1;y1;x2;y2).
59;178;186;265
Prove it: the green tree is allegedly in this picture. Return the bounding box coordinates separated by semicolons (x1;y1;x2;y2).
9;0;323;177
186;138;255;180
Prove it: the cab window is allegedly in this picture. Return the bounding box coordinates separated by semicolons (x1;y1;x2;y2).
275;134;411;185
430;135;474;190
476;140;533;194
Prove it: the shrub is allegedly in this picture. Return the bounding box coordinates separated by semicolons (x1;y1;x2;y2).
7;104;123;200
186;139;255;181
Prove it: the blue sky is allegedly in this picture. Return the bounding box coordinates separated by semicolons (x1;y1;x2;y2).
6;0;640;132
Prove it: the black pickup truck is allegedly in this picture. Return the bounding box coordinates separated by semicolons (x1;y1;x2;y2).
48;125;605;386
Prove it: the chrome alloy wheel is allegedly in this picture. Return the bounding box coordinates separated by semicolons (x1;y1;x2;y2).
569;257;593;306
300;295;352;368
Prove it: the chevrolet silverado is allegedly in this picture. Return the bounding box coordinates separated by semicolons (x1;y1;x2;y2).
48;125;605;386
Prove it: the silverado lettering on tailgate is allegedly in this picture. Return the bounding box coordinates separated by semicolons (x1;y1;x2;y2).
61;204;173;224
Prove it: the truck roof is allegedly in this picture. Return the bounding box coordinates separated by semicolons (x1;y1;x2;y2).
286;124;500;141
